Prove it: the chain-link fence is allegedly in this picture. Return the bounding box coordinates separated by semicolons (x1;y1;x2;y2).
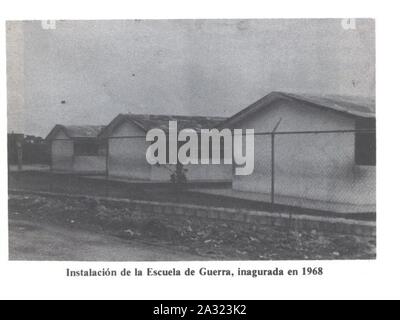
10;128;376;213
232;128;376;211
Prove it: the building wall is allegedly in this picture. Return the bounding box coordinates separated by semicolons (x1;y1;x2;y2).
73;155;106;173
108;121;152;180
150;163;232;181
51;130;106;174
183;163;232;181
107;120;232;182
51;131;73;171
232;99;376;205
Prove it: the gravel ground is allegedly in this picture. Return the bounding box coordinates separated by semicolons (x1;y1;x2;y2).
8;193;376;261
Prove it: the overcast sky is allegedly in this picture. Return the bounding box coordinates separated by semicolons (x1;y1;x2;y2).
7;19;375;137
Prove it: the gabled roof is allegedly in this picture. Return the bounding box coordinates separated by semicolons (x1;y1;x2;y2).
45;125;106;140
99;114;227;138
218;91;376;128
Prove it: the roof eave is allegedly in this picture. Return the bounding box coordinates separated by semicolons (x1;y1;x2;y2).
98;114;147;139
218;91;375;128
279;92;375;119
45;125;71;141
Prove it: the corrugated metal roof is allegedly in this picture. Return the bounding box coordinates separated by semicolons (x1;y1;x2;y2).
282;92;375;117
46;125;106;140
99;114;227;138
219;91;375;128
62;125;106;138
124;114;226;131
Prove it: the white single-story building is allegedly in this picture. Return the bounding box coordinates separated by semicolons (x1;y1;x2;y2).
98;114;232;182
219;91;376;206
46;125;107;174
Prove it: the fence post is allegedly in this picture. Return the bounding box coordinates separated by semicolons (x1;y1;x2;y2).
270;118;282;206
271;133;275;205
106;137;109;198
16;137;23;171
105;138;109;177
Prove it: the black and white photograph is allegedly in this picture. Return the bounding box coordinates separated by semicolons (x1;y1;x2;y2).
6;18;376;262
3;0;400;303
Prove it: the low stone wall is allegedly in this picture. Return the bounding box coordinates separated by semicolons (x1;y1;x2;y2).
9;189;375;237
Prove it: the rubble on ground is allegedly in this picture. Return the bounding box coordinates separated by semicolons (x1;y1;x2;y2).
8;194;376;260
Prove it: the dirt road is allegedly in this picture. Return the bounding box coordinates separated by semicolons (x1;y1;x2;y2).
9;218;203;261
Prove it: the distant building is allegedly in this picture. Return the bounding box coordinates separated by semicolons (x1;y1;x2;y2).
8;133;24;168
220;91;376;207
98;114;232;181
45;125;106;174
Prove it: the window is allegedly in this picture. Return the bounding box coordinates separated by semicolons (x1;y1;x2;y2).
355;118;376;166
74;141;99;156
